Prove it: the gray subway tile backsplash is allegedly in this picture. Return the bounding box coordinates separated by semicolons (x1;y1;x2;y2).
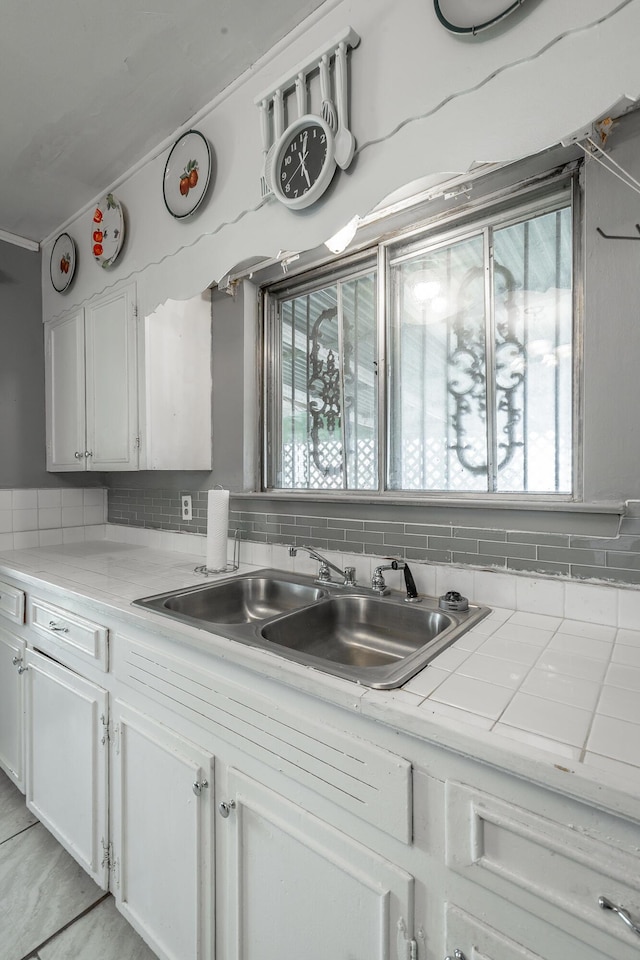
106;487;640;588
479;540;537;560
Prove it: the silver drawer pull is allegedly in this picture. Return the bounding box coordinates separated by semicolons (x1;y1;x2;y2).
445;952;466;960
12;655;21;666
17;665;28;674
48;620;69;633
192;779;209;797
599;896;640;938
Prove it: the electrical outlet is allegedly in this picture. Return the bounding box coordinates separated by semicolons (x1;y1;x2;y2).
181;494;192;521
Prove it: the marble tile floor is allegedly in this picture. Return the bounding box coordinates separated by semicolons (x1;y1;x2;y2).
0;770;157;960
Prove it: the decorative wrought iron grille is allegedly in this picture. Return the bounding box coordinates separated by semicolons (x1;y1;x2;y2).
268;184;573;496
275;271;377;490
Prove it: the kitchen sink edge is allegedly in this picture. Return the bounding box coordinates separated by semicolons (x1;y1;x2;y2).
133;568;491;690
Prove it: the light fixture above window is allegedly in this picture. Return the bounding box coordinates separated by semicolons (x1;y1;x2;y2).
324;215;361;254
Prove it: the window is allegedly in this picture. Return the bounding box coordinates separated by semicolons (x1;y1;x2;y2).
263;177;575;498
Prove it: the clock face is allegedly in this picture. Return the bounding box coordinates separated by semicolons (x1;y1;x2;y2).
272;115;336;210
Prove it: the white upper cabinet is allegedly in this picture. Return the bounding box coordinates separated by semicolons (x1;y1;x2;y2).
139;293;212;471
85;284;139;471
45;285;212;472
45;308;86;470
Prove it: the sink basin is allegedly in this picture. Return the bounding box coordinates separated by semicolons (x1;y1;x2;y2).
135;576;326;624
260;594;467;686
261;595;451;667
133;569;490;688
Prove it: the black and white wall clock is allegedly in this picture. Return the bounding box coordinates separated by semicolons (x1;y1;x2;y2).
434;0;531;35
271;114;336;210
255;27;360;209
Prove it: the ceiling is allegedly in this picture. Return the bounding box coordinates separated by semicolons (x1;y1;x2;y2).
0;0;327;245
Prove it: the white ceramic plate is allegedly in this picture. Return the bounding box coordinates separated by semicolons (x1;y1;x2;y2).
434;0;527;33
50;233;76;292
91;193;125;267
163;130;212;219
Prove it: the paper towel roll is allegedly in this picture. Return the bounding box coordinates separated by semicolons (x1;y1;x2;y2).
206;488;229;571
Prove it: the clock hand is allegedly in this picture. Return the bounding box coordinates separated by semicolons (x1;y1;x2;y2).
298;152;311;187
290;148;309;180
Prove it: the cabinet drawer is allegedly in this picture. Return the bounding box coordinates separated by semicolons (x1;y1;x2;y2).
29;598;108;671
445;904;548;960
446;781;640;957
0;579;25;625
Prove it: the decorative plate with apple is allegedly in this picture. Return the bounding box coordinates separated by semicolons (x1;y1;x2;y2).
91;193;125;268
50;233;76;292
163;130;212;219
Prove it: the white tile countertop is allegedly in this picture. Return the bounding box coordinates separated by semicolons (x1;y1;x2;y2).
2;532;640;821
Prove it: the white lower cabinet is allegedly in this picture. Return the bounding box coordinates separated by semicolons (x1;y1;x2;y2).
445;904;547;960
0;627;26;791
444;779;640;960
109;702;214;960
24;648;109;888
216;766;415;960
4;575;640;960
108;700;415;960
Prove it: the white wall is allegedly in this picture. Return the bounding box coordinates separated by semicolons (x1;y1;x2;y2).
41;0;640;323
583;108;640;501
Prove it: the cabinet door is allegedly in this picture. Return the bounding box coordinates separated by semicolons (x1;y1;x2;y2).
110;702;214;960
85;283;139;470
24;649;108;888
45;309;86;470
217;766;415;960
140;293;212;470
0;628;26;791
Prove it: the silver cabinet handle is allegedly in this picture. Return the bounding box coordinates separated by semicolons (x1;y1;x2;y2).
599;896;640;938
48;620;69;633
445;951;466;960
192;779;209;796
85;451;93;458
12;655;26;674
218;799;236;818
74;451;83;459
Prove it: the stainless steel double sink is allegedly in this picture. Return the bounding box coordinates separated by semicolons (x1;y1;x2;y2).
133;569;490;689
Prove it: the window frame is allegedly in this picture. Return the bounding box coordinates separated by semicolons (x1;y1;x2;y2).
261;165;583;503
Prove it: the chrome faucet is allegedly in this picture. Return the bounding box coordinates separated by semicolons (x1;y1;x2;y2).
288;545;357;587
371;560;421;602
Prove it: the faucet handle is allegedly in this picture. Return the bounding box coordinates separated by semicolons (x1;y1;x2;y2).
371;566;387;592
343;566;357;586
316;561;333;582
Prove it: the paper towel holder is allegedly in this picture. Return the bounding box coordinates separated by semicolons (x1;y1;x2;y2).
195;529;240;577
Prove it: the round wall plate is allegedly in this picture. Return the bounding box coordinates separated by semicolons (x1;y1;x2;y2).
434;0;529;34
91;194;125;268
50;233;76;292
163;130;212;219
